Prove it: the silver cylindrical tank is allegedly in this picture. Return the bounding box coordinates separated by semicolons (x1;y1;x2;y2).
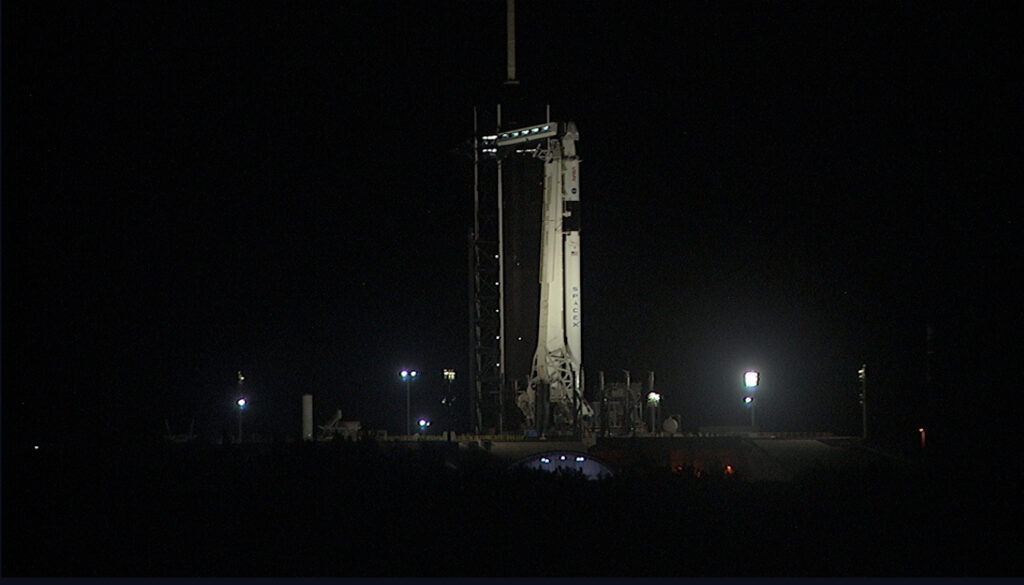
302;394;313;441
662;416;679;434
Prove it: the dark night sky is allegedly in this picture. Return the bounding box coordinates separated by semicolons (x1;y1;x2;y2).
3;2;1020;455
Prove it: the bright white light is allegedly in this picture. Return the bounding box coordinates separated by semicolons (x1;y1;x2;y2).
647;392;661;404
540;457;550;464
495;122;558;146
237;398;247;408
575;456;585;462
744;371;759;388
744;396;753;406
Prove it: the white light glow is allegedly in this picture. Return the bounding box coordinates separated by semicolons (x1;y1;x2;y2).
744;371;759;388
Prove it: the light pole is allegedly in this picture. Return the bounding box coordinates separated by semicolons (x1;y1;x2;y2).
236;370;246;444
858;364;867;439
647;392;661;434
236;397;247;443
744;371;759;429
443;369;456;442
400;369;418;436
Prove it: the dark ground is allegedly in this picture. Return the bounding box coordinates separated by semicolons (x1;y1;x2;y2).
3;437;1022;577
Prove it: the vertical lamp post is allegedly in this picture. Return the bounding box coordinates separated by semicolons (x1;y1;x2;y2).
400;369;418;436
647;392;661;435
236;397;247;443
236;370;246;444
858;364;867;439
443;369;456;442
744;370;759;429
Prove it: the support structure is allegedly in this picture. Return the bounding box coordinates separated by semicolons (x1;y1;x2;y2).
469;107;508;435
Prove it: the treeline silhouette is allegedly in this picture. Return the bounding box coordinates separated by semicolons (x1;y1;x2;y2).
4;437;1021;577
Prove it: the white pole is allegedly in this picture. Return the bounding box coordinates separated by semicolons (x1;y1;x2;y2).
497;105;506;434
302;394;313;441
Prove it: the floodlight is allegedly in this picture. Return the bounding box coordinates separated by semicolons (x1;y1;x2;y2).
744;371;759;388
